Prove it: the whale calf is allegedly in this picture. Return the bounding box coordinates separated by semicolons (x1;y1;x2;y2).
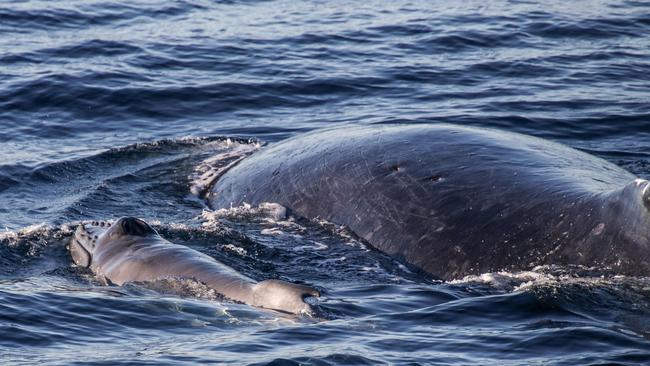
207;124;650;279
69;217;319;314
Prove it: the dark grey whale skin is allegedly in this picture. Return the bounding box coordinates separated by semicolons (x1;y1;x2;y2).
208;124;650;280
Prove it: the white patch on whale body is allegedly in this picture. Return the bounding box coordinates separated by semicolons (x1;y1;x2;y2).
591;223;606;236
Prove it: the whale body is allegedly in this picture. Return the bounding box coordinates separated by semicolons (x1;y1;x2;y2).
208;124;650;279
69;217;319;314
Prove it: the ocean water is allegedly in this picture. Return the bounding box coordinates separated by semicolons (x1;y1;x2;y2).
1;0;650;364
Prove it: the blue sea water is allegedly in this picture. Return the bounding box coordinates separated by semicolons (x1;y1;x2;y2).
1;0;650;364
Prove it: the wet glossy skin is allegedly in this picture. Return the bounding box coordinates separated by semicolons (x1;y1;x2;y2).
209;124;650;279
69;217;319;314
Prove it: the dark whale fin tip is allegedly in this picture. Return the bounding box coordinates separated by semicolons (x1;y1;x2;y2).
118;217;156;237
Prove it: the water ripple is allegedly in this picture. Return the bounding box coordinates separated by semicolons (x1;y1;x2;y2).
2;0;650;364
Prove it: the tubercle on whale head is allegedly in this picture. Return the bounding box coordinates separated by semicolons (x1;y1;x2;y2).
69;220;113;267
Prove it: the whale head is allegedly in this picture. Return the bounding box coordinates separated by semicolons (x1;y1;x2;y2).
68;217;157;267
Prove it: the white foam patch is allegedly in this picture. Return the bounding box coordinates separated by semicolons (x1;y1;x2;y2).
220;243;247;256
148;219;193;232
0;223;53;243
0;219;124;245
0;222;80;260
313;218;368;250
292;241;329;252
111;135;240;153
190;138;261;197
258;202;287;221
317;256;347;265
201;202;289;223
451;270;548;291
449;265;641;293
260;228;284;236
202;203;370;252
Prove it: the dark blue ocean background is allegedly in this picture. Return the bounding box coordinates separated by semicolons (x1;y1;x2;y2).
1;0;650;364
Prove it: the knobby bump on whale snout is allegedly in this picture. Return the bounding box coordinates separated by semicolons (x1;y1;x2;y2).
69;220;113;267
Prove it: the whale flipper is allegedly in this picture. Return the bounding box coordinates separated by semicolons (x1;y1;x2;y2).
252;279;321;314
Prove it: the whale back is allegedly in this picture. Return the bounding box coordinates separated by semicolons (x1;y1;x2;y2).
208;124;648;279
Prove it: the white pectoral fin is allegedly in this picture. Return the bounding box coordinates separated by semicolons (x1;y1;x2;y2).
252;279;320;314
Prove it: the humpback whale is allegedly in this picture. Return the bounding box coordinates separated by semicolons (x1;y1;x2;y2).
207;124;650;279
69;217;319;314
